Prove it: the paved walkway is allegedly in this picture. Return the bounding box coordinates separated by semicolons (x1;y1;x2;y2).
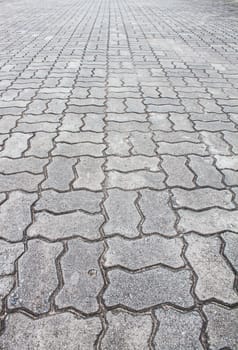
0;0;238;348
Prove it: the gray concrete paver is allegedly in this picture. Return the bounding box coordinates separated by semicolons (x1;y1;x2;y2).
0;0;238;347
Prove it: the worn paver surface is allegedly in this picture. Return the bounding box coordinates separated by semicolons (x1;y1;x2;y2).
0;0;238;348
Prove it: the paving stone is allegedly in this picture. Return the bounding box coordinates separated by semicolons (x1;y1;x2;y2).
194;120;236;131
42;156;76;191
185;234;238;303
0;173;43;192
0;191;37;241
0;157;47;174
106;156;160;172
25;132;55;157
74;157;105;190
222;232;238;272
59;114;84;131
104;189;140;237
204;303;238;350
140;190;177;236
0;241;24;274
8;239;63;314
154;308;203;350
56;131;104;144
27;99;47;114
0;115;19;133
15;122;59;133
101;310;153;350
82;113;104;132
221;169;238;185
157;142;207;155
201;131;230;155
56;240;104;313
172;188;234;209
107;121;149;132
162;155;194;188
0;133;31;158
46;99;66;114
149;113;172;131
106;131;131;156
215;155;238;170
104;267;193;310
35;190;103;213
223;131;238;153
178;208;238;234
53;142;105;157
106;170;165;190
189;155;223;188
153;131;200;143
0;312;102;349
130;131;156;155
28;210;103;240
104;235;184;269
169;113;194;131
0;276;15;312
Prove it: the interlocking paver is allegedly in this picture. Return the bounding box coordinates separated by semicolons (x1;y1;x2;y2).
185;234;238;303
154;309;203;350
0;191;37;241
104;267;194;310
140;190;177;236
8;239;63;314
104;235;184;269
0;313;102;349
101;310;153;349
204;304;238;350
0;0;238;346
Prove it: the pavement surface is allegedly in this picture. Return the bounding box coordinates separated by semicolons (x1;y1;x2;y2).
0;0;238;348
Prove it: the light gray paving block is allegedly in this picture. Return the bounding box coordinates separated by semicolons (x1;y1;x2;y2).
106;156;160;172
0;157;47;174
153;131;200;143
162;155;194;188
201;131;230;155
25;132;56;157
56;240;104;313
106;170;165;190
222;231;238;272
0;312;102;349
104;235;184;269
172;188;234;209
215;155;238;170
104;267;194;310
74;156;105;190
140;190;177;236
52;142;105;157
154;308;203;350
28;211;104;240
8;239;63;314
204;304;238;350
0;241;24;274
35;189;103;213
106;131;131;156
178;208;238;234
0;173;43;192
101;310;152;350
42;156;76;191
0;276;15;312
185;233;238;303
0;133;31;158
189;156;223;188
0;191;37;241
130;131;156;155
104;189;140;237
157;142;207;156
